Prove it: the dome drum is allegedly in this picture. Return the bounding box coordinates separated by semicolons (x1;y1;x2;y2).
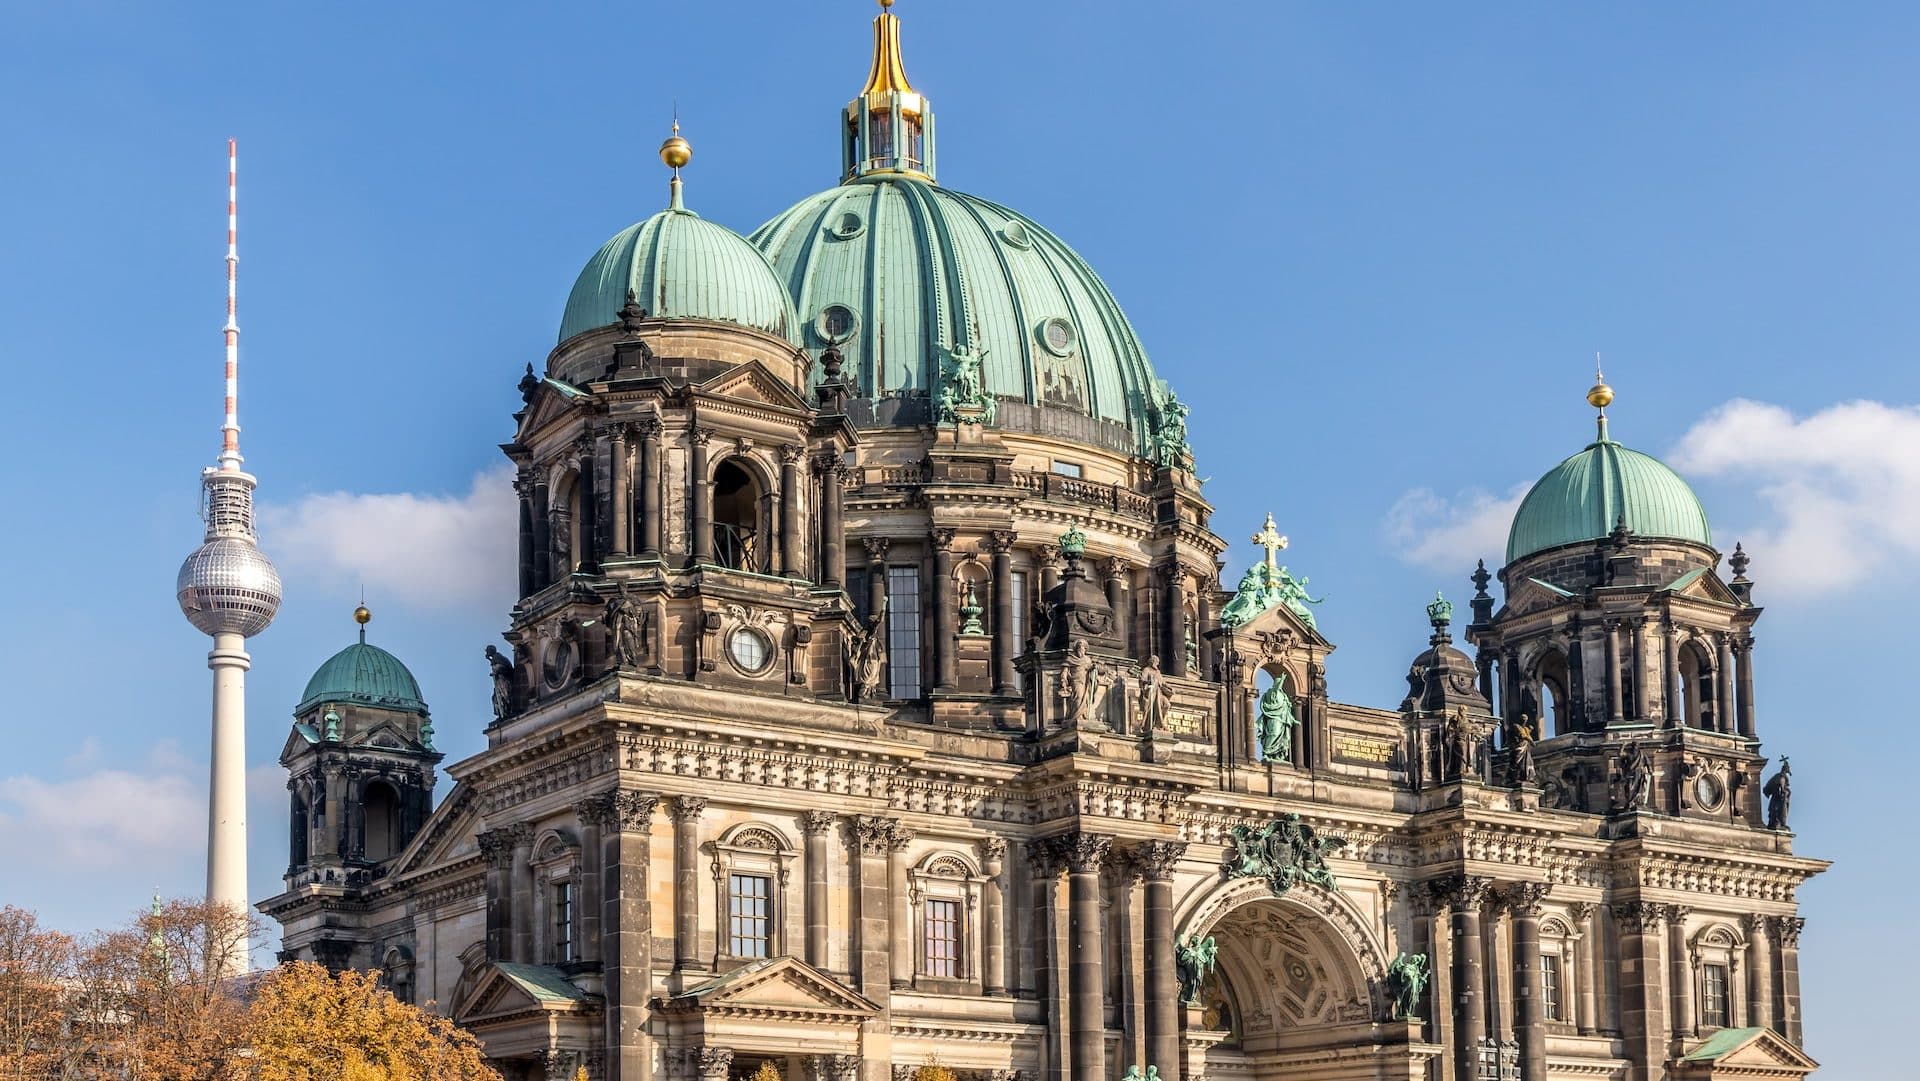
545;320;813;399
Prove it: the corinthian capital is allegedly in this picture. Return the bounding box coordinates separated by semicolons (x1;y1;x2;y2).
1060;832;1113;874
1503;882;1552;916
1132;839;1188;881
1430;873;1493;910
668;795;708;823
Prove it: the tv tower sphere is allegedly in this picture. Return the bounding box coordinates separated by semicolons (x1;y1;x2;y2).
177;531;282;636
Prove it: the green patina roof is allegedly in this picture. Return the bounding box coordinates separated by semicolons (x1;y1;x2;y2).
1681;1027;1767;1062
1507;426;1712;564
493;963;590;1006
297;637;428;717
559;204;801;346
751;175;1165;454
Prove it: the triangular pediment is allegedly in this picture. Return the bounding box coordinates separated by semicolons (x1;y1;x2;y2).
1674;1027;1818;1078
662;956;878;1020
698;359;809;412
392;784;478;875
1499;576;1578;618
453;962;594;1023
517;378;586;440
1230;597;1333;651
1663;566;1743;606
346;719;424;753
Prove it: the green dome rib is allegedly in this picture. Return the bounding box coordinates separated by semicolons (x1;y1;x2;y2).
750;175;1164;454
297;641;429;717
1506;437;1713;564
558;208;801;346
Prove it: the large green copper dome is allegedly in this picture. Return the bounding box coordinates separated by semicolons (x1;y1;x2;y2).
1507;429;1712;564
751;175;1165;454
559;200;801;346
297;639;429;717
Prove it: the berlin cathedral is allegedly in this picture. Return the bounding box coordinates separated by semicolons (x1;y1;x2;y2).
261;6;1825;1081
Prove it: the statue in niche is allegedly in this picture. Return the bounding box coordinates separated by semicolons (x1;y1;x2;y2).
1138;655;1171;730
1764;757;1792;830
604;584;647;671
1385;952;1431;1022
1615;740;1655;812
844;601;889;703
1508;717;1538;787
1060;640;1107;724
1184;619;1199;673
485;645;514;721
1175;933;1218;1005
1256;674;1299;764
1442;707;1473;779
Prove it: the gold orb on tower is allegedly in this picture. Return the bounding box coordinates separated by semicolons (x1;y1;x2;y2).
354;604;372;626
1586;380;1614;409
659;120;691;171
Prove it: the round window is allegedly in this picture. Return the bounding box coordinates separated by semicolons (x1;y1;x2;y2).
999;220;1032;250
727;627;772;674
831;210;865;240
814;304;859;344
1692;772;1723;810
1037;317;1077;357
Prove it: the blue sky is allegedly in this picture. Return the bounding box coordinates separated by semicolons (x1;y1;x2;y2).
1;2;1912;1075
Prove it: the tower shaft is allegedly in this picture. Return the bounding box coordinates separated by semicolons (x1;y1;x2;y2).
206;632;251;919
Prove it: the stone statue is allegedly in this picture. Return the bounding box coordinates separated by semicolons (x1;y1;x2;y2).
604;585;647;671
1274;566;1323;629
1151;388;1192;469
1175;932;1217;1005
936;343;996;425
485;645;513;721
1256;674;1299;764
1764;756;1792;830
1138;655;1171;730
1222;813;1343;897
844;601;889;703
1616;740;1655;813
1442;707;1472;779
1061;640;1105;724
1508;718;1538;787
1029;595;1054;654
1385;952;1431;1021
1184;620;1198;673
1121;1068;1160;1081
1219;566;1268;629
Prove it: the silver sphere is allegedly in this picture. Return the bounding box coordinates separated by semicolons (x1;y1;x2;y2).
177;537;282;637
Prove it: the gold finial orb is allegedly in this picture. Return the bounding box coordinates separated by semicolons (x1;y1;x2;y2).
353;605;372;626
659;121;691;171
1586;381;1614;409
879;0;894;9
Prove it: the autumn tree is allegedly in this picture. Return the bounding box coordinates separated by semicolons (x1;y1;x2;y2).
248;961;501;1081
0;905;76;1081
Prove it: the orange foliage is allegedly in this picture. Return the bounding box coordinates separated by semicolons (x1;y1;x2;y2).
248;961;501;1081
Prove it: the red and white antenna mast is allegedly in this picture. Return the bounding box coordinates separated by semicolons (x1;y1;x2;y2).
219;138;242;471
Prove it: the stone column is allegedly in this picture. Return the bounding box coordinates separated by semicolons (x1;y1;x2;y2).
991;532;1018;695
848;817;896;998
1631;617;1650;721
594;791;657;1081
1735;636;1756;738
1668;906;1694;1041
532;477;552;589
515;470;536;597
670;796;707;971
1744;914;1775;1032
608;425;631;559
477;829;513;961
1613;902;1669;1081
1161;564;1189;677
1029;840;1070;1081
817;453;845;588
1064;833;1113;1081
1482;894;1508;1043
887;821;917;988
1773;916;1804;1045
1036;543;1061;596
688;427;713;567
1501;648;1521;729
778;444;805;578
572;798;605;965
931;528;957;692
639;416;663;559
694;1049;732;1081
1717;635;1737;735
980;837;1009;996
508;822;535;964
1136;840;1185;1081
1662;618;1681;727
864;537;890;619
1570;903;1598;1036
1507;884;1551;1081
1100;558;1128;655
574;437;598;572
800;811;835;970
1419;887;1453;1080
1606;621;1626;726
1442;875;1492;1081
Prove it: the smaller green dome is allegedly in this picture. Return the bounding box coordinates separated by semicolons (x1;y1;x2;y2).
558;202;801;346
1507;433;1712;564
298;639;428;717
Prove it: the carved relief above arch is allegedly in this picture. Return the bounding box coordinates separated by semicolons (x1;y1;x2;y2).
1174;874;1390;1020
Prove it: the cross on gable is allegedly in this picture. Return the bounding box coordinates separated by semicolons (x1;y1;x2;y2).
1252;513;1289;572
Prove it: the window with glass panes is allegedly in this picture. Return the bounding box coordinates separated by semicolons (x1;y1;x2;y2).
728;873;772;957
924;898;960;978
887;566;922;699
1010;571;1028;689
551;880;574;963
1702;963;1730;1028
1540;954;1562;1021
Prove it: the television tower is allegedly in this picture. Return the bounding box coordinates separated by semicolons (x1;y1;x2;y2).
175;140;280;970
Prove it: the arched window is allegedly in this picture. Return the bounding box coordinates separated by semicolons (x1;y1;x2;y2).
1679;641;1716;730
288;786;309;870
712;459;766;572
362;781;400;862
550;470;580;575
1533;649;1571;736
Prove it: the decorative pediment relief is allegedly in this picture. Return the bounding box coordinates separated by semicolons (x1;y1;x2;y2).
699;359;809;412
452;962;593;1024
658;956;879;1022
1663;566;1742;606
1671;1026;1818;1079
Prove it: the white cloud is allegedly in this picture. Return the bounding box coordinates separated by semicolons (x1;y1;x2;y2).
261;464;517;610
1385;483;1529;573
1669;399;1920;593
0;768;200;868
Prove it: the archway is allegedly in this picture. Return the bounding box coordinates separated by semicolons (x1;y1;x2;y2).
1679;640;1716;730
363;781;400;862
712;459;766;572
1532;648;1570;736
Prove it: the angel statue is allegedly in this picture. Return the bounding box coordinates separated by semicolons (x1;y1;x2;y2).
1175;933;1218;1005
1385;951;1431;1021
844;599;889;702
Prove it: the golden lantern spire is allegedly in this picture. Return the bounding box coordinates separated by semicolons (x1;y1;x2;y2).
862;0;917;98
844;0;935;182
1587;353;1615;442
659;114;692;210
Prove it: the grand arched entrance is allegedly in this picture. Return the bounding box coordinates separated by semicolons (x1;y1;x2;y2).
1178;882;1436;1081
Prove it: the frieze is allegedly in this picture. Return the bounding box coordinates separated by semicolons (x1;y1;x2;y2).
614;732;899;801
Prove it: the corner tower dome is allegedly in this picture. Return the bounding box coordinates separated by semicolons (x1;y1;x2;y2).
296;608;429;717
558;124;801;346
751;3;1170;457
1506;376;1712;564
